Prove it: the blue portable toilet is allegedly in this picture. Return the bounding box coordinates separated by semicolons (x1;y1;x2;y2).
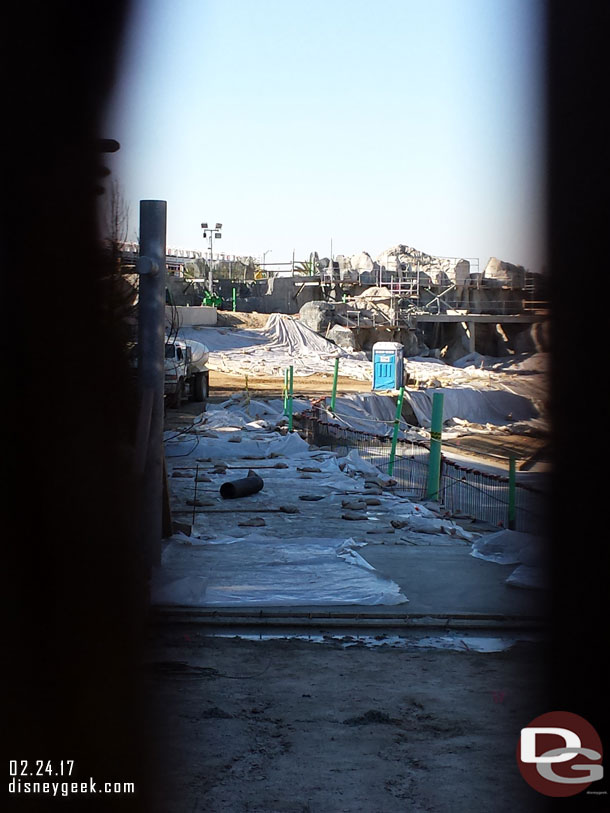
372;341;404;391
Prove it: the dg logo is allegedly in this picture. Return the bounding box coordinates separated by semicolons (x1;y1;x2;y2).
517;711;604;797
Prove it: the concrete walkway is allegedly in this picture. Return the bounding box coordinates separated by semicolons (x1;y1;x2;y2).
161;403;549;626
160;541;548;624
360;543;547;618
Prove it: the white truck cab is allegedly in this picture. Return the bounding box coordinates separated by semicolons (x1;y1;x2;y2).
164;338;210;407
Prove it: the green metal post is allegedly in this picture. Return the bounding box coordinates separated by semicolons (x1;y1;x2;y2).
288;365;294;431
283;368;289;414
388;386;405;476
330;357;339;413
508;456;516;529
426;392;444;501
232;286;236;312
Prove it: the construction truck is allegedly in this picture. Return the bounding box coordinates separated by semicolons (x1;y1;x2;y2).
165;338;210;407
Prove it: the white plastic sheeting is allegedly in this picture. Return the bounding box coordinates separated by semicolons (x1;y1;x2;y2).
341;449;397;486
316;393;408;437
165;426;311;460
161;392;541;609
402;387;538;428
176;313;372;380
201;396;310;430
470;529;548;590
505;565;547;590
313;388;543;439
394;514;477;541
152;534;408;607
433;353;548;412
471;529;543;565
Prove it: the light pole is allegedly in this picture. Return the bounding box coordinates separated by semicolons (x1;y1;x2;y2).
262;249;272;272
201;222;223;292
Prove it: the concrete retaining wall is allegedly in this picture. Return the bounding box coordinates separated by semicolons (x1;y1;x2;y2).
216;276;321;314
167;305;217;326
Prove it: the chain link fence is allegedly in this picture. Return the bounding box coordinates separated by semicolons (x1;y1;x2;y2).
296;412;548;534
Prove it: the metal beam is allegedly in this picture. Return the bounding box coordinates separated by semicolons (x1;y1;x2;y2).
413;313;545;324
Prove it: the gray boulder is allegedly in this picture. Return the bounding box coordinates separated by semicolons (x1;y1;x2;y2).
299;301;336;332
349;251;375;272
483;257;526;288
327;324;358;351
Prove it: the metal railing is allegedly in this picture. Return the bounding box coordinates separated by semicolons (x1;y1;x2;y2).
297;412;548;534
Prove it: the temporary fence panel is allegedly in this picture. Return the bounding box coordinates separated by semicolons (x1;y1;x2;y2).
299;412;547;533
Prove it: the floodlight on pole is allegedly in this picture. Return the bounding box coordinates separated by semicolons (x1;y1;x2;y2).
201;221;223;292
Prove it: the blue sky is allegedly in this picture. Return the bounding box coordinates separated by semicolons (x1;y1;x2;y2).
104;0;546;271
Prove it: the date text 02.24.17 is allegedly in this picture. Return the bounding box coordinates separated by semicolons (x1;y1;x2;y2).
9;761;75;778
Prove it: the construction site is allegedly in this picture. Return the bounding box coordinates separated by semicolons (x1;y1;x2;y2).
8;4;610;812
136;232;554;811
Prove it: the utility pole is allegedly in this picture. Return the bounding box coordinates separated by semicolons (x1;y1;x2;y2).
201;222;222;293
136;200;167;568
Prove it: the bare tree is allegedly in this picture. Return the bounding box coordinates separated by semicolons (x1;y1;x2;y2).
98;179;138;345
103;178;130;266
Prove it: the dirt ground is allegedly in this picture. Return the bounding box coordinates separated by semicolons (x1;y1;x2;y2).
210;370;367;399
144;628;552;813
216;311;275;330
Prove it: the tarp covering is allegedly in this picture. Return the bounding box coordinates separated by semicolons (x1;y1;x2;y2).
176;313;372;380
165;425;311;460
470;529;548;590
161;389;544;608
199;395;310;430
312;389;542;440
152;534;408;607
402;387;539;428
315;393;408;437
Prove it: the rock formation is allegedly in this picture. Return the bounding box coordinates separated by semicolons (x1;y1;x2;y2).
298;301;337;333
482;257;526;288
376;244;471;287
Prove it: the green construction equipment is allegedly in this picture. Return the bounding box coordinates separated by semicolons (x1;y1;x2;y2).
202;289;223;308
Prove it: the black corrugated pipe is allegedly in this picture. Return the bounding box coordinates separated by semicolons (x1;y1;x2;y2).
220;469;264;499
